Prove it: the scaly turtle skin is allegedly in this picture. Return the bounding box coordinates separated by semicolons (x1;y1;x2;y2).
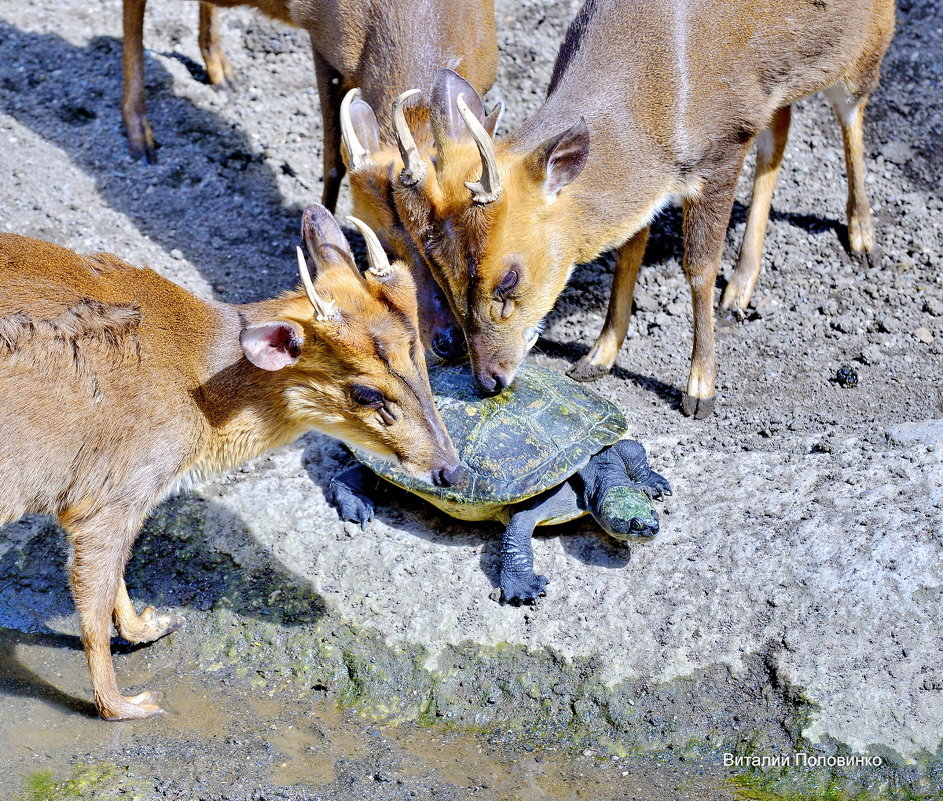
330;363;671;604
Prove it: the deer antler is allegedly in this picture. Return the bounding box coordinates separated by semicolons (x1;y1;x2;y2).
296;246;338;321
393;89;427;186
457;93;502;204
347;217;394;279
340;88;369;171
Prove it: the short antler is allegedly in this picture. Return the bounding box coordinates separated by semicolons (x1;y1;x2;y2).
340;88;369;171
347;217;394;279
296;246;339;321
457;93;502;204
393;89;427;186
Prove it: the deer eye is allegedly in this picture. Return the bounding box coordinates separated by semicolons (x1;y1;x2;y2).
351;385;384;408
495;269;519;297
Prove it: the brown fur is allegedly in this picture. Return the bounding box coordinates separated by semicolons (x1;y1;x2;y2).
120;0;496;205
392;0;896;416
0;229;457;720
344;106;466;356
120;0;496;354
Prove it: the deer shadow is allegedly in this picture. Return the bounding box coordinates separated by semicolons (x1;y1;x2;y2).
0;494;326;717
0;20;306;303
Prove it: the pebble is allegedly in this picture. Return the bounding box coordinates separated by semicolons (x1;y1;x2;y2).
880;140;914;165
835;365;859;388
859;345;883;365
914;327;934;343
170;248;183;260
924;298;943;317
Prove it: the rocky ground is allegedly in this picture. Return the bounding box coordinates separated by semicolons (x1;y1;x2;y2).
0;0;941;799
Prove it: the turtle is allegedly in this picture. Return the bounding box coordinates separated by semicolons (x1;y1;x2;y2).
328;362;671;604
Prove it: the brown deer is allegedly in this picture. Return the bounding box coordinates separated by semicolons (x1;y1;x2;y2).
0;205;462;720
338;83;502;360
121;0;497;359
390;0;895;418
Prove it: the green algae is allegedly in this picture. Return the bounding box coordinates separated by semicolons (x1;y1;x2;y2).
22;764;116;801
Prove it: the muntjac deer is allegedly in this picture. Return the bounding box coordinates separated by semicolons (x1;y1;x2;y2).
121;0;497;359
338;81;502;360
0;205;462;720
390;0;895;418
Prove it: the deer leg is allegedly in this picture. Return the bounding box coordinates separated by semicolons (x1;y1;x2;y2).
680;145;752;419
312;46;346;212
568;226;650;382
122;0;156;162
66;509;163;720
198;2;236;88
825;86;877;263
113;580;183;644
721;105;792;317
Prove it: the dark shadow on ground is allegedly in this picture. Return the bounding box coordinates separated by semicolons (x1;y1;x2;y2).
0;494;326;715
530;336;684;412
0;629;98;718
0;21;303;303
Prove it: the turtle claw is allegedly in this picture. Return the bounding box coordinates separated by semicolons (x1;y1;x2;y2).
641;470;672;501
500;573;548;605
328;482;374;527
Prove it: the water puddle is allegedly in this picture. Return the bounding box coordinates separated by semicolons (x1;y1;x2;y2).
0;627;733;800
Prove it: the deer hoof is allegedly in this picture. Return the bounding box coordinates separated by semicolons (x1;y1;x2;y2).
100;691;165;721
681;393;716;420
127;138;157;165
853;243;883;269
717;304;747;326
568;358;611;382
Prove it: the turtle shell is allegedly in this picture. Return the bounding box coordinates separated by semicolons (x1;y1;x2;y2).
355;362;627;521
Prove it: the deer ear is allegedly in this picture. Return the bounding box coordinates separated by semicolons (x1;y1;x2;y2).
430;68;486;142
482;101;503;137
240;321;303;371
300;204;357;275
529;118;590;200
348;98;381;156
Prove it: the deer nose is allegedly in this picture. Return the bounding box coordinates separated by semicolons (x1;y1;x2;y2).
474;368;510;395
431;328;467;360
432;463;466;487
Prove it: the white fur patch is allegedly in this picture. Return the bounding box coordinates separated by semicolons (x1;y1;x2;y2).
822;83;860;126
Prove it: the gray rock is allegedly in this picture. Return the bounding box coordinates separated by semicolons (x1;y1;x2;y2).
880;140;915;165
886;418;943;446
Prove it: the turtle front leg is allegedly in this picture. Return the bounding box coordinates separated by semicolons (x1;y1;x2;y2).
578;440;670;541
500;509;548;605
328;464;379;530
500;483;580;604
609;439;671;500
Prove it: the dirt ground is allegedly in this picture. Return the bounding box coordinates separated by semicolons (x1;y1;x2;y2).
1;0;942;799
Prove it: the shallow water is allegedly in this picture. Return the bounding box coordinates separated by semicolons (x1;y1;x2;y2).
0;627;734;800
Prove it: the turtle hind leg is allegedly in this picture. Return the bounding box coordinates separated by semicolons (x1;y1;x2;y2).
578;441;669;542
499;483;580;605
328;464;379;530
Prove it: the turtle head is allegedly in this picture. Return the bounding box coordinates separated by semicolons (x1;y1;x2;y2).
593;487;660;542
